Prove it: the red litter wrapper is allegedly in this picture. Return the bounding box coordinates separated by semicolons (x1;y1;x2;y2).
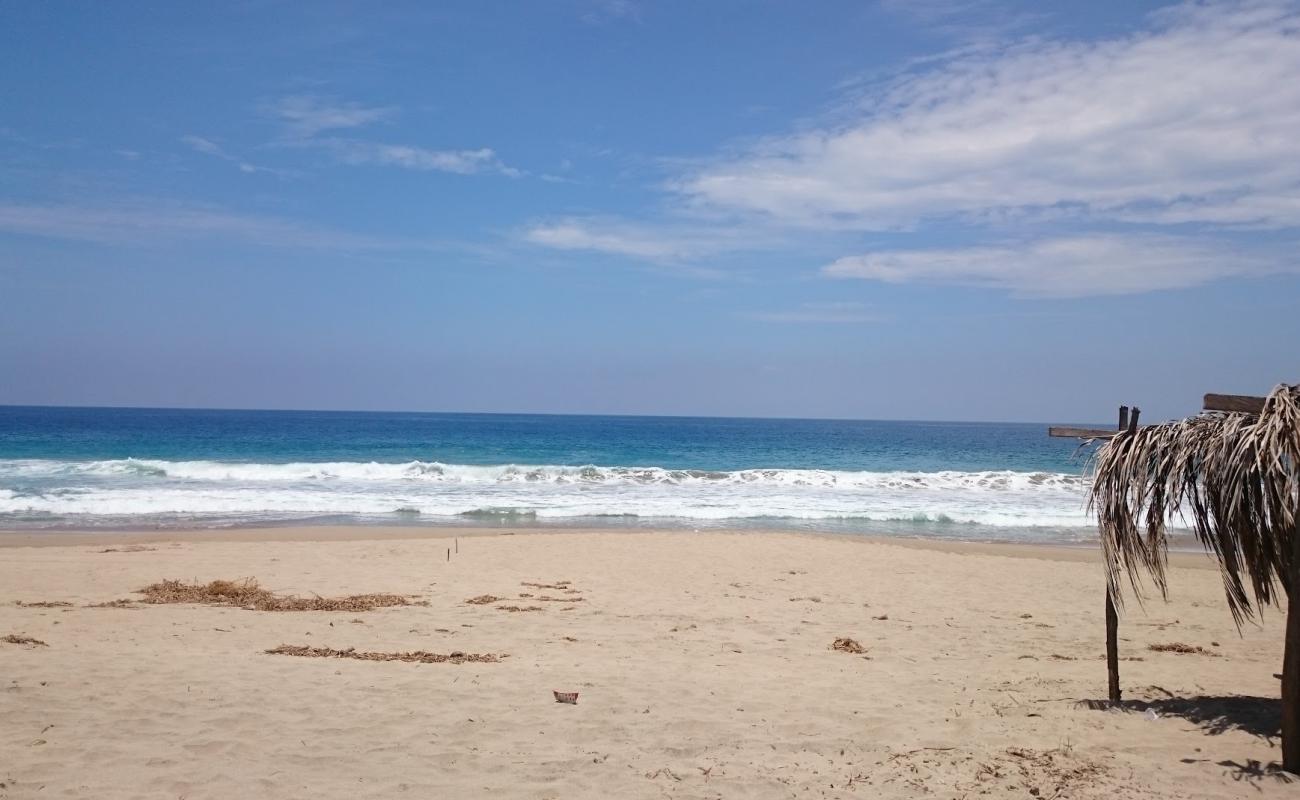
553;690;579;704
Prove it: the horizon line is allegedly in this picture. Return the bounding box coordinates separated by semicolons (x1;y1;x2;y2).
0;401;1111;428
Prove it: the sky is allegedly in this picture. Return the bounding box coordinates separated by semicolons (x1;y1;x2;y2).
2;0;1298;423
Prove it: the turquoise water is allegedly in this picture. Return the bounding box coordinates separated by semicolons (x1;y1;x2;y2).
0;406;1101;539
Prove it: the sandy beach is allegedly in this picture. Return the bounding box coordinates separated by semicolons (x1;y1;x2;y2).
0;528;1287;798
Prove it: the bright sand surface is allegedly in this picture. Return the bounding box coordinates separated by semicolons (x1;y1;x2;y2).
0;527;1287;798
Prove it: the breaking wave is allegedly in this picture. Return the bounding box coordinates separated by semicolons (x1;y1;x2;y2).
0;458;1095;532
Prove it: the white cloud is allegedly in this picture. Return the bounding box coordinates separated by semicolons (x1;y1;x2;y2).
678;1;1300;230
524;220;685;259
743;302;882;324
823;234;1282;297
181;135;226;157
523;218;787;261
270;95;394;139
522;2;1300;297
325;140;519;176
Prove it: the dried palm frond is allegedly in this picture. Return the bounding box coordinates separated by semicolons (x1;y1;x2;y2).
1089;384;1300;625
265;645;504;664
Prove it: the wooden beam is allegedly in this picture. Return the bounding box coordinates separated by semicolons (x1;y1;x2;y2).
1048;426;1118;439
1204;393;1266;414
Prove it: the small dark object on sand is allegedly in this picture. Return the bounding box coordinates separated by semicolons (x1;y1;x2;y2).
554;690;579;704
1148;642;1218;656
3;634;48;647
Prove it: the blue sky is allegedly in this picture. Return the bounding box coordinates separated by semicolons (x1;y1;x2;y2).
2;0;1298;422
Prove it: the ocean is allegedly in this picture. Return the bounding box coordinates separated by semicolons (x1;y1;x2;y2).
0;405;1105;541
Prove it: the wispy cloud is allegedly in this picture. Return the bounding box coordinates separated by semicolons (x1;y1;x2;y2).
679;1;1300;231
525;219;685;260
581;0;642;25
523;217;788;261
527;1;1300;297
823;234;1285;297
321;140;520;176
181;135;227;158
0;201;438;252
878;0;1044;42
742;302;882;324
269;95;394;139
266;94;518;177
181;135;284;175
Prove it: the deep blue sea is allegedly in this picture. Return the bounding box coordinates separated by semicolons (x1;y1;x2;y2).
0;406;1103;541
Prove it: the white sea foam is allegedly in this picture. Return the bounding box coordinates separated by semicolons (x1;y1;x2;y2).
0;458;1096;530
0;458;1086;488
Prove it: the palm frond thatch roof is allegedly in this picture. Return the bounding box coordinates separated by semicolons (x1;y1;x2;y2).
1089;384;1300;625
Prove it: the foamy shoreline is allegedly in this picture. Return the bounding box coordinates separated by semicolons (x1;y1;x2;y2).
0;456;1095;529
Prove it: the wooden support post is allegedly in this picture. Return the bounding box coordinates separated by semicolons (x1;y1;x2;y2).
1284;516;1300;773
1105;405;1129;706
1105;593;1121;704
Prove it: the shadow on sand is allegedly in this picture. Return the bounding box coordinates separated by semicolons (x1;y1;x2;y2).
1081;693;1292;784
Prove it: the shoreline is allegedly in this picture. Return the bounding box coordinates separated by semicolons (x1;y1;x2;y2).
0;523;1219;570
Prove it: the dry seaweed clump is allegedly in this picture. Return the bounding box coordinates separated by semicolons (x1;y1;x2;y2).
2;634;47;647
497;605;544;613
465;595;502;605
137;579;412;612
266;644;504;664
14;601;72;608
1148;642;1219;656
831;637;866;654
86;599;138;609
